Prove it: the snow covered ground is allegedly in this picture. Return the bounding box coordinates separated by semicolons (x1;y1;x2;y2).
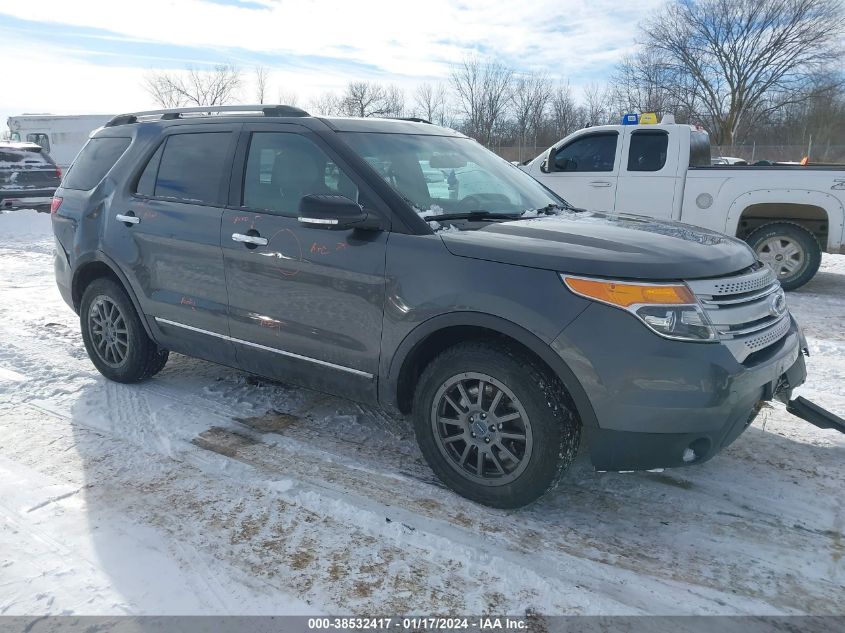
0;209;842;616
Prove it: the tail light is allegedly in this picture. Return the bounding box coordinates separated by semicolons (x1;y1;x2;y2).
55;166;62;179
50;196;63;214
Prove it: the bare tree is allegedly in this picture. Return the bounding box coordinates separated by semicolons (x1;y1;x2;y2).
144;74;189;108
511;72;552;160
414;82;448;124
582;82;611;126
549;82;581;139
277;89;300;107
255;66;270;104
611;49;687;117
641;0;843;145
144;64;243;108
309;92;342;116
450;56;514;146
382;85;405;118
339;81;403;117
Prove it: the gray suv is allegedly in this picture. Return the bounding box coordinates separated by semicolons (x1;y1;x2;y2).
51;105;807;508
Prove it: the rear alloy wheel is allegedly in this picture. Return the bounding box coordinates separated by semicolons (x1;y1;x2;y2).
747;222;821;291
80;277;169;382
88;296;130;367
413;342;580;508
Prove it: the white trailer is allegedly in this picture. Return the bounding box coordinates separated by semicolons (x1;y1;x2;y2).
6;114;115;171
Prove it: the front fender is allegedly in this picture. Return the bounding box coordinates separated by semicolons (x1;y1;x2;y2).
379;310;599;429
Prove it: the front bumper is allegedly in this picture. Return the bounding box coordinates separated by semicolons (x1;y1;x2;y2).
552;302;806;471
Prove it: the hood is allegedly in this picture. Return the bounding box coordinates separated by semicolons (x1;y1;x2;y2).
439;211;756;280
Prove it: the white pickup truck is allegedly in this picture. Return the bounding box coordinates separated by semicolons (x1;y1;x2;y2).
523;119;845;289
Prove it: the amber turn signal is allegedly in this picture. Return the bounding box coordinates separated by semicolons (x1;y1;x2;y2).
563;276;695;307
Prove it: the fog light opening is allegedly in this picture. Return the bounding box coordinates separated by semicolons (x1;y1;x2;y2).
683;438;712;463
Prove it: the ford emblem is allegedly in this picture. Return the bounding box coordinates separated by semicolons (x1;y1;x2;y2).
769;292;787;317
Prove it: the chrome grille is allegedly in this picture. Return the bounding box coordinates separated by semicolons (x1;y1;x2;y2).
687;266;790;362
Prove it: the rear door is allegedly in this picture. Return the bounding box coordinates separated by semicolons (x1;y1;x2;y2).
105;123;240;366
221;124;388;402
540;131;620;212
614;128;680;219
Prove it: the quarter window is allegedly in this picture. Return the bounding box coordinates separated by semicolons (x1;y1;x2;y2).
627;131;669;172
242;132;358;217
135;144;164;197
154;132;230;204
553;133;618;172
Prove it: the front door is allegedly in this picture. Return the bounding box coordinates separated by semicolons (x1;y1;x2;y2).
221;125;388;402
106;124;240;366
533;131;621;212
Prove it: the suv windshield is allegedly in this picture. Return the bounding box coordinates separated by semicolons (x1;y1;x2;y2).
339;132;566;219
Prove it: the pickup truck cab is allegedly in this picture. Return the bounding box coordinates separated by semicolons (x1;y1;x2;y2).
52;106;807;508
523;119;845;290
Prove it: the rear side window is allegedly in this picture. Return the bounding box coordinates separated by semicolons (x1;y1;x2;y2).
627;131;669;172
553;133;617;172
153;132;230;204
63;137;131;190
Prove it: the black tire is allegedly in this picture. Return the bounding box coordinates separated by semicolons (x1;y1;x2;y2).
412;341;580;509
80;277;169;382
746;222;821;291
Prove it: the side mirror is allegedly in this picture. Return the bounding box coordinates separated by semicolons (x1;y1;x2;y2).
297;194;381;231
540;147;556;173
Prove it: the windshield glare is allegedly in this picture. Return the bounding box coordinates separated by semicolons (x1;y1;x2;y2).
339;132;563;218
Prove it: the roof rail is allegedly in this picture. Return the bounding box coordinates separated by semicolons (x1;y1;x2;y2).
394;117;432;124
104;104;309;127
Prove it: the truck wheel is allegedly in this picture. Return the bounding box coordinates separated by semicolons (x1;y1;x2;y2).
747;222;821;291
80;278;169;383
412;342;580;508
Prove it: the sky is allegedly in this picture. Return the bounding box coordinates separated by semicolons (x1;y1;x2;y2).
0;0;663;126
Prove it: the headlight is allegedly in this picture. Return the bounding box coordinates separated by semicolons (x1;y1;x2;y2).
562;275;717;342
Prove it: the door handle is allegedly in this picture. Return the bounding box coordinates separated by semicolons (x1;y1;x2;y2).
232;232;268;246
589;181;612;188
116;213;140;224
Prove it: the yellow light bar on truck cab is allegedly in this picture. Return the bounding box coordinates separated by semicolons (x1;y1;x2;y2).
639;112;658;125
563;276;695;308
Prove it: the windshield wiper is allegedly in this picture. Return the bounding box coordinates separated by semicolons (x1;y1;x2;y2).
423;210;522;222
533;202;576;214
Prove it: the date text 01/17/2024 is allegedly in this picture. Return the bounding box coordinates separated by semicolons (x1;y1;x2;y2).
307;617;529;630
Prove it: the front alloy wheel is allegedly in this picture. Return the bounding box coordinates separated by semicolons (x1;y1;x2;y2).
431;372;533;486
413;342;580;508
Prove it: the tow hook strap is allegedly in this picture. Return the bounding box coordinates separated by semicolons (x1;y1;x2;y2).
786;397;845;435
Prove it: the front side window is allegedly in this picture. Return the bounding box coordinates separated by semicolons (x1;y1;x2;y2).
26;133;50;152
242;132;358;216
627;130;669;172
553;133;618;172
154;132;230;204
340;132;563;216
62;137;131;190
